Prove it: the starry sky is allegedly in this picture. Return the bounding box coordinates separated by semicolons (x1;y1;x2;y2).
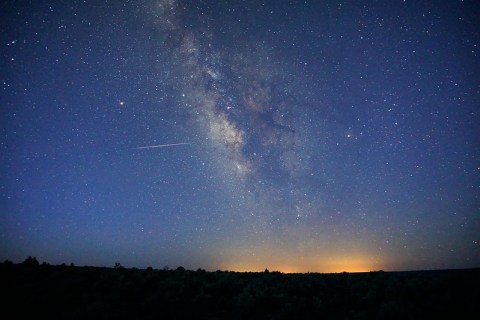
1;0;479;273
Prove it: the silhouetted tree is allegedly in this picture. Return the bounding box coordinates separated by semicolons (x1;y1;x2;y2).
22;256;39;267
2;258;478;319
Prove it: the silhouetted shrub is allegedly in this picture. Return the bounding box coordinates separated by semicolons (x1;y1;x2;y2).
22;256;39;267
2;259;479;319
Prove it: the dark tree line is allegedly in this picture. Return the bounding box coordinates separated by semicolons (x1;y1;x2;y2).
1;258;479;319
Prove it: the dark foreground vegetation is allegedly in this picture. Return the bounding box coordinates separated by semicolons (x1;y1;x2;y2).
2;258;479;319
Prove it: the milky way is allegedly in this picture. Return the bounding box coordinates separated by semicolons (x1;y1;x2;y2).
150;0;314;221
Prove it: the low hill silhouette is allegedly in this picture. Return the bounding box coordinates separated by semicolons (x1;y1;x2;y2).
1;258;479;319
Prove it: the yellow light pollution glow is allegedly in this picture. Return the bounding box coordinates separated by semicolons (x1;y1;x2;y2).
217;243;387;273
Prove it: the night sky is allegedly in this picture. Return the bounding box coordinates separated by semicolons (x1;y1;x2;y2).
1;0;479;273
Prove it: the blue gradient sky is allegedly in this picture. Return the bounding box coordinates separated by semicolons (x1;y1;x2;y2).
1;0;479;272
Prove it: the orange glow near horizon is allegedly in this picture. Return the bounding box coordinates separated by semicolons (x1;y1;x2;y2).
208;221;401;274
320;257;378;273
223;259;381;274
218;245;387;274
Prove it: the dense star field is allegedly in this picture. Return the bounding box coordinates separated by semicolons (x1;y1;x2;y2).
1;1;479;272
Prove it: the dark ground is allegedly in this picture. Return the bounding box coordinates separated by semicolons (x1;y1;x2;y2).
2;258;479;319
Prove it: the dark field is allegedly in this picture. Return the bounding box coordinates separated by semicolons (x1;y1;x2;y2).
2;259;479;319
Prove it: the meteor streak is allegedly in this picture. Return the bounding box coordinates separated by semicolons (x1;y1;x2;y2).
135;142;190;150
